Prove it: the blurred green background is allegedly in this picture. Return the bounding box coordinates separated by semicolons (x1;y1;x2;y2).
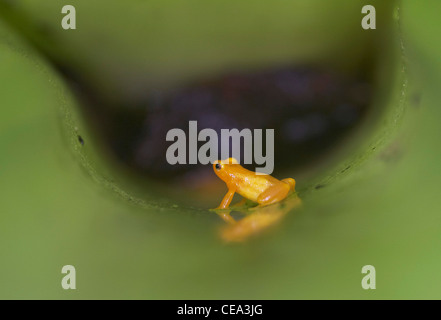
0;0;440;299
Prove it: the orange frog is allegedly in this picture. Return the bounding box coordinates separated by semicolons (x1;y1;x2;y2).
212;158;296;209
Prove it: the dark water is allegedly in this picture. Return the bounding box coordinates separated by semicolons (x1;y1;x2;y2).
73;67;372;184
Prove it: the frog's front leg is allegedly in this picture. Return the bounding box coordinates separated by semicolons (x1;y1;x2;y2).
217;188;236;209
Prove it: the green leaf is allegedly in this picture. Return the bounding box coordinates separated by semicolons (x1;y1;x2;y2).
1;0;440;299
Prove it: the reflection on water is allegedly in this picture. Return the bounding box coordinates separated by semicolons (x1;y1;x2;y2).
214;194;302;242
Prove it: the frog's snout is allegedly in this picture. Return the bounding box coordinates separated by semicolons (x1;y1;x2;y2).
212;158;239;172
213;161;221;172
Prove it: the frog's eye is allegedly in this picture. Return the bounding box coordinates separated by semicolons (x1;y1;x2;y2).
215;163;222;171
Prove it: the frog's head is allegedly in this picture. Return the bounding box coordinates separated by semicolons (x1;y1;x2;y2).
213;157;239;181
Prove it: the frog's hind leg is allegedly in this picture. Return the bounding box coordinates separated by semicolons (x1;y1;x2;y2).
282;178;296;191
256;182;291;206
231;198;248;208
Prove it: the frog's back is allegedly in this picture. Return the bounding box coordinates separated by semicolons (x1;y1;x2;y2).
232;166;280;202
